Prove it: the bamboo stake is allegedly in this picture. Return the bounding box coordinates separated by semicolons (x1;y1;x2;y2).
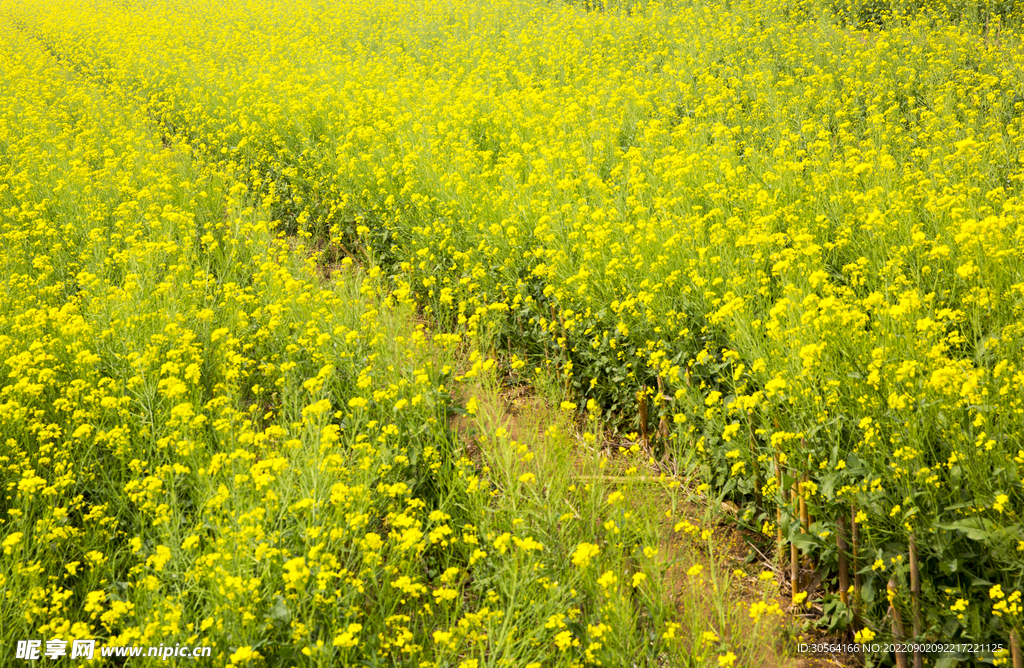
799;476;810;532
836;517;849;607
790;479;800;599
889;579;908;668
1011;630;1022;668
748;411;762;511
799;471;815;575
773;454;783;567
804;449;815;527
656;375;670;466
852;503;862;628
909;534;922;668
656;375;670;441
798;442;815;576
637;388;649;452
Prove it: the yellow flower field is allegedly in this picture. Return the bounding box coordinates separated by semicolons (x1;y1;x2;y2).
2;0;1024;664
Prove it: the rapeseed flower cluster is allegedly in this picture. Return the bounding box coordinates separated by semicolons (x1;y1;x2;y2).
0;5;690;665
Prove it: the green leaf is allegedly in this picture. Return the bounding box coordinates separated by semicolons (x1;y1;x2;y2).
935;518;994;543
820;473;837;500
861;579;876;603
269;596;290;624
789;533;818;551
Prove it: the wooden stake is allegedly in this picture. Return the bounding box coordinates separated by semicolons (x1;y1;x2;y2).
909;533;922;668
836;517;849;606
889;578;908;668
1011;630;1022;668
